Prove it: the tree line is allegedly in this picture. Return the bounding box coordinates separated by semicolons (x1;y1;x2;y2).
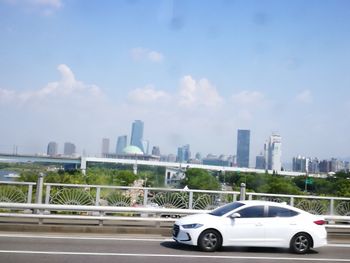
3;162;350;197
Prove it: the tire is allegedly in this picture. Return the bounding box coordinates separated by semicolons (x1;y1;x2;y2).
198;229;222;252
290;232;312;254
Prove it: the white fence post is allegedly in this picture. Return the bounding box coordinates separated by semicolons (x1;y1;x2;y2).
27;185;33;204
240;183;246;201
189;191;193;209
35;173;44;205
95;187;101;206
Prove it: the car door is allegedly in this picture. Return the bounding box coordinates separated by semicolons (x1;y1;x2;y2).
223;205;266;246
263;205;300;247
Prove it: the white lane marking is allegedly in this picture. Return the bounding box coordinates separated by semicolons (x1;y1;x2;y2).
0;233;349;247
327;244;350;248
0;234;172;242
0;250;350;262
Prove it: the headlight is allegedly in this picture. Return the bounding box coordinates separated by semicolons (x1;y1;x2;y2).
182;223;203;229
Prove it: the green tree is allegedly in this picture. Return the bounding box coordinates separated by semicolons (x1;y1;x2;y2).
258;176;302;195
181;168;220;190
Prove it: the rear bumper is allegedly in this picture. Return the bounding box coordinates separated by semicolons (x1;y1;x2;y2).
313;229;328;248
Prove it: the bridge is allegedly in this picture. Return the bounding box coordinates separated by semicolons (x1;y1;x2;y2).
0;153;308;177
1;180;350;262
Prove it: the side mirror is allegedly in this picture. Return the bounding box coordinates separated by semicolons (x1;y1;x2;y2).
230;213;241;219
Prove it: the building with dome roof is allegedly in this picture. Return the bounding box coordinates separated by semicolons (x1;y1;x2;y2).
104;145;159;161
122;145;144;155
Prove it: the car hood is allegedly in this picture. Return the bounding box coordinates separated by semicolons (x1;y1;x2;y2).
175;213;216;225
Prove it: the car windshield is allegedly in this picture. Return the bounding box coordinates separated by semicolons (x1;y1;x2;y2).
209;202;245;217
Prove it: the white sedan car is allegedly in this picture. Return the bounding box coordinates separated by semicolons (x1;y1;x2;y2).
173;200;327;254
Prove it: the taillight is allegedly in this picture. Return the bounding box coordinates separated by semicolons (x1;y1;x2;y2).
314;220;326;225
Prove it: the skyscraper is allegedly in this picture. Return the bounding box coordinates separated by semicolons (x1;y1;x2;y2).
264;134;282;172
64;142;76;156
116;135;127;154
177;144;191;163
255;153;265;169
142;140;149;155
292;155;308;173
101;138;110;157
236;129;250;168
47;141;58;156
130;120;144;153
151;146;160;156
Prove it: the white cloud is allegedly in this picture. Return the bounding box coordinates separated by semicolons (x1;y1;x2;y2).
0;64;103;104
2;0;62;15
130;47;164;63
128;85;170;103
296;89;313;104
179;75;223;108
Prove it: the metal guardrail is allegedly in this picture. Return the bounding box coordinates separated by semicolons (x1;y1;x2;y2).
0;202;349;228
1;180;350;219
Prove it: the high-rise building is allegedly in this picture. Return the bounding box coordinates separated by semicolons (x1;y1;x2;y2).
177;144;191;163
151;146;160;156
101;138;110;157
142;140;149;155
292;155;308;173
308;158;320;174
130;120;144;153
319;160;331;173
264;134;282;172
255;153;265;169
47;141;58;156
64;142;76;156
236;129;250;168
116;135;127;154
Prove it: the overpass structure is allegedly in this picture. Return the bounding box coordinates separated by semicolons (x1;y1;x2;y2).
0;153;307;177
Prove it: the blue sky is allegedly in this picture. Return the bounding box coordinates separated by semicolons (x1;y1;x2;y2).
1;0;350;165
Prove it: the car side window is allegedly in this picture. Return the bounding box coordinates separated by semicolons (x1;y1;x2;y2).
237;205;265;218
267;206;299;217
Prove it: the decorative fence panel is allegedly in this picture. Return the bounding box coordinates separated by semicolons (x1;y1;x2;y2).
1;180;350;216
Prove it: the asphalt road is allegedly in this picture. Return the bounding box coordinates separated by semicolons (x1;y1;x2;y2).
0;232;350;263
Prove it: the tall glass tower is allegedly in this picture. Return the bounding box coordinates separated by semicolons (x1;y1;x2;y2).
236;129;250;168
130;120;144;153
116;135;127;154
101;138;110;156
47;141;58;156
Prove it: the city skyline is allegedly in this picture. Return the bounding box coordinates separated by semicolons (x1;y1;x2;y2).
1;1;350;162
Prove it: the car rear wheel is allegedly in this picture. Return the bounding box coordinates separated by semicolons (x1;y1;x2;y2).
198;229;222;252
290;232;312;254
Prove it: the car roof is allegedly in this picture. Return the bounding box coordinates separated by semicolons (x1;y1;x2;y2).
236;200;308;214
238;200;287;205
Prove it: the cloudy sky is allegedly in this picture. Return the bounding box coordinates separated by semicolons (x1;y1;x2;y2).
0;0;350;165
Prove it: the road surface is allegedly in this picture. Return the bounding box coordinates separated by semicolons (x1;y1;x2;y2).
0;232;350;263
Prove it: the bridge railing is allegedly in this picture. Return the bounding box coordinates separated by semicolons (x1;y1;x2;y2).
0;202;349;228
1;180;350;217
43;182;239;211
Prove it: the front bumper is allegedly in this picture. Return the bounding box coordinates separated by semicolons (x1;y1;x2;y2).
172;224;201;246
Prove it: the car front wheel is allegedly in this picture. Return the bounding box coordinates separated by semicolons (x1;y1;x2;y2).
198;229;222;252
290;232;312;254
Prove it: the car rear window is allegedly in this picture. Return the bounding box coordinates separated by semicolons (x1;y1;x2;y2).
267;206;299;217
